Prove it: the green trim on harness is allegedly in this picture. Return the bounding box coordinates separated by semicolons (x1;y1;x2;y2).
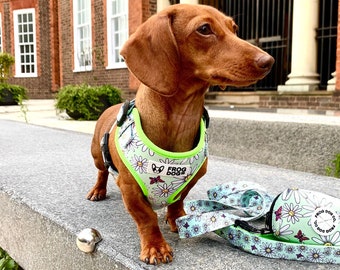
115;108;208;209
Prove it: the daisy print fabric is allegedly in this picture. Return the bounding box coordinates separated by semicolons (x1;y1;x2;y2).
225;226;340;264
115;108;208;209
270;188;340;247
176;182;340;264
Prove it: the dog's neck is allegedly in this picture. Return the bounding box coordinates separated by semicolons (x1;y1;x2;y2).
135;84;207;152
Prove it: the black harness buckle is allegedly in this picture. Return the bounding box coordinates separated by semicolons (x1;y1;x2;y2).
100;132;114;170
117;100;131;127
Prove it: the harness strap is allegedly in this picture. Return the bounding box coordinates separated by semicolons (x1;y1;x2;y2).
101;100;136;173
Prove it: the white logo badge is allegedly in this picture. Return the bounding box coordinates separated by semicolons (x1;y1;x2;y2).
311;207;339;236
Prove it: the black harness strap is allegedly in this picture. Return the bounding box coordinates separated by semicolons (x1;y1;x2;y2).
101;100;136;173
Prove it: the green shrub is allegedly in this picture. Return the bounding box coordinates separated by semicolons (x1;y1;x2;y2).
55;84;122;120
0;83;27;104
0;52;15;83
0;247;21;270
325;153;340;178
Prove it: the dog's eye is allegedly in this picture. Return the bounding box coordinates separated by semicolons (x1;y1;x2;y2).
197;24;213;36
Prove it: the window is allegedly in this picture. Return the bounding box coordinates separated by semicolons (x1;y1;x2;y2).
13;9;37;77
73;0;92;71
107;0;128;68
0;13;2;52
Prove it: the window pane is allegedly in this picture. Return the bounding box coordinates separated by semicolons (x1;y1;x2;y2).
114;33;119;47
112;0;116;15
115;49;119;62
113;17;118;31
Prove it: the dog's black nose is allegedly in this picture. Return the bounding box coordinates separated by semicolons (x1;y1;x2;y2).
256;54;275;70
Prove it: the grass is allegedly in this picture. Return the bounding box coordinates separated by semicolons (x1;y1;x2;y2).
0;248;21;270
325;153;340;178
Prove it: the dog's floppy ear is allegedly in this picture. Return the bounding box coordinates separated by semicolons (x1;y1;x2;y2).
120;12;179;96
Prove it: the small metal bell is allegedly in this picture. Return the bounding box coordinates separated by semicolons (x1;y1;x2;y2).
76;228;102;253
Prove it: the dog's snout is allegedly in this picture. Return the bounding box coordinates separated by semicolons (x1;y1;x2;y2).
255;54;275;71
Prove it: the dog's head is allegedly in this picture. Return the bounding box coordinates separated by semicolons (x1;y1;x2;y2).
121;4;274;96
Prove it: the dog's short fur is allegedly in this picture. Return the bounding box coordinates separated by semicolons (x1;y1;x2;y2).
87;4;274;265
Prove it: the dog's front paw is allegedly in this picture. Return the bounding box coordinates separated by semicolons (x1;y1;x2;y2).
140;242;173;265
86;187;107;201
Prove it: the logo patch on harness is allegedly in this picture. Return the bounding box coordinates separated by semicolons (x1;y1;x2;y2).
147;161;190;177
311;207;339;236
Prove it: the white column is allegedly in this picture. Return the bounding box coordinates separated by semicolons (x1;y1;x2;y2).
180;0;199;4
278;0;320;92
157;0;170;12
327;71;336;91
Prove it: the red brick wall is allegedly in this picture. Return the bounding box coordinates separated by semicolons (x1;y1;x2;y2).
58;0;131;98
336;0;340;90
49;0;60;92
1;0;57;98
0;0;160;99
259;91;340;110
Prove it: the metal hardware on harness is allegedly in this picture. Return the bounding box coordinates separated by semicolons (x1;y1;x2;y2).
101;100;136;173
117;100;134;127
100;132;114;170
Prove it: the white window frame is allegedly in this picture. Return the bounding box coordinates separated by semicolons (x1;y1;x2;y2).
13;8;37;77
73;0;92;72
107;0;128;69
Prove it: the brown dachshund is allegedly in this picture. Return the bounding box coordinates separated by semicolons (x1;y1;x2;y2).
87;4;274;265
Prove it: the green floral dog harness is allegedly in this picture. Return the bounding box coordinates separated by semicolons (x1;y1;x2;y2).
114;107;208;209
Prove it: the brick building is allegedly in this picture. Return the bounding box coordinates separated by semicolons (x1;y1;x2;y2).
0;0;59;98
0;0;157;99
0;0;339;109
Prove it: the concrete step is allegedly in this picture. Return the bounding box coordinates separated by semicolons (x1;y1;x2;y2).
205;92;260;107
0;120;339;269
207;107;340;175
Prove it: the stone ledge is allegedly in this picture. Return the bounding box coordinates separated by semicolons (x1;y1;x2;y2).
205;91;340;110
0;120;339;270
208;116;340;175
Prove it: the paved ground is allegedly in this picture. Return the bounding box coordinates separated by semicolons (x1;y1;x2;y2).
0;100;340;269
